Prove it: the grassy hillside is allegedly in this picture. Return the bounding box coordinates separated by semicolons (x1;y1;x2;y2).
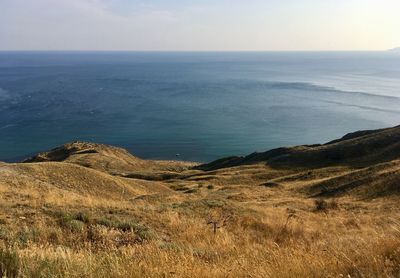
197;125;400;170
1;126;400;277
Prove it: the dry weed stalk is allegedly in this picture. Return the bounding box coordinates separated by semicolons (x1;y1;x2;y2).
274;210;297;243
206;209;232;234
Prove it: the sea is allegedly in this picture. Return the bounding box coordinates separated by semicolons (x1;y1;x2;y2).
0;51;399;162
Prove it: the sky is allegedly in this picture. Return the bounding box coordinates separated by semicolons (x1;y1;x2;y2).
1;0;400;51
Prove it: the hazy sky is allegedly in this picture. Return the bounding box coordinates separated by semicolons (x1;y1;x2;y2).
1;0;400;51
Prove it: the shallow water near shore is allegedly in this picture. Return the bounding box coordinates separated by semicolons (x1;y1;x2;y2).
0;51;400;162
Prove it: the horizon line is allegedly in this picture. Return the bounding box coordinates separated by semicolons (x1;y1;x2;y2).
0;49;395;53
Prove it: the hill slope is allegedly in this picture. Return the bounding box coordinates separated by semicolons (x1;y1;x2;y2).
24;141;196;174
197;125;400;170
1;125;400;277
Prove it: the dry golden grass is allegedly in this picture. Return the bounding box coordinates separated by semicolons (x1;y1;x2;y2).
1;139;400;277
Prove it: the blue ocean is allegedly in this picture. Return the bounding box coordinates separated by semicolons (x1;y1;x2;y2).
1;51;400;162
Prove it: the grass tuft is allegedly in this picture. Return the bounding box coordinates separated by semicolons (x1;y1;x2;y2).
0;248;20;278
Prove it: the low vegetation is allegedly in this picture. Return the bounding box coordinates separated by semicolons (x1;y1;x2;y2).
1;126;400;277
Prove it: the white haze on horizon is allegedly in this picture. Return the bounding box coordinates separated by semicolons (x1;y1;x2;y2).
0;0;400;51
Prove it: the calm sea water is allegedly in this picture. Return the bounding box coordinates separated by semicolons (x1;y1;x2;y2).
1;51;400;162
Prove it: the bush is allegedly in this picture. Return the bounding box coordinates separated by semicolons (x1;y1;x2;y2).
97;218;154;241
97;218;114;228
116;221;141;232
0;226;11;241
207;185;214;190
75;212;91;224
135;226;155;241
314;199;327;211
17;228;40;246
55;210;91;231
66;220;85;232
314;199;339;212
55;211;74;227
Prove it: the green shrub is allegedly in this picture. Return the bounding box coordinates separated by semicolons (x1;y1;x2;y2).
17;228;40;246
66;220;85;232
116;220;142;232
97;218;114;228
75;212;91;224
55;211;74;228
55;210;91;231
97;218;155;241
0;226;11;241
134;225;155;241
